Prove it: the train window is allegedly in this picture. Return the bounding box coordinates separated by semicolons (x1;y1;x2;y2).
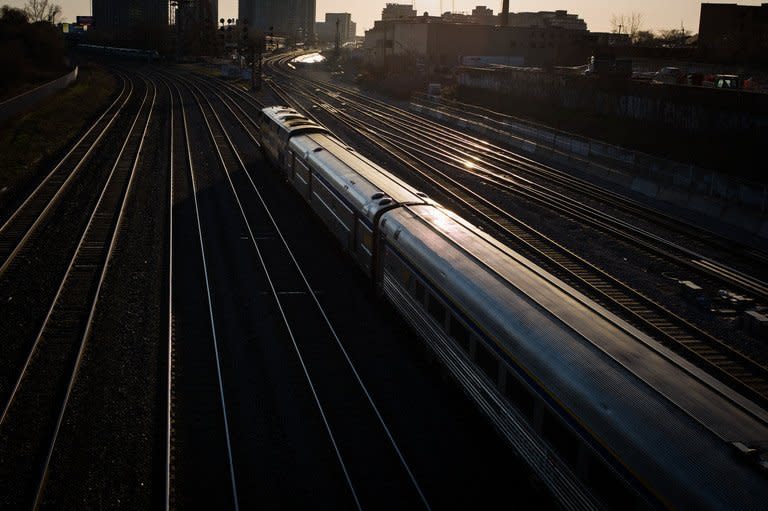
504;373;535;421
542;408;580;467
414;280;426;304
449;317;470;352
427;295;446;326
475;341;498;383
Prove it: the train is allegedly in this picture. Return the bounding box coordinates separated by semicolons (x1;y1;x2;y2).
258;106;768;510
77;44;160;61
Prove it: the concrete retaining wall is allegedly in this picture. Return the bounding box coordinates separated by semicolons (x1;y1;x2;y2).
457;66;768;135
0;67;79;124
410;98;768;239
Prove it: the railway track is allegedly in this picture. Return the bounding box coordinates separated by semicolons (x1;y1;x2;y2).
0;76;157;509
166;77;241;510
191;73;602;511
271;64;768;305
167;71;434;508
163;76;175;511
412;92;768;264
0;73;132;278
282;53;766;266
254;70;768;414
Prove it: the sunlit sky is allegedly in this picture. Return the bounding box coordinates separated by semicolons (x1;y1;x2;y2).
9;1;767;34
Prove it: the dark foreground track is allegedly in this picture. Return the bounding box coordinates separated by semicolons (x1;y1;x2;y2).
0;72;158;508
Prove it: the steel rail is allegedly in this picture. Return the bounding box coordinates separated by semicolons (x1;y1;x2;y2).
30;76;159;510
314;102;768;301
264;77;768;417
265;55;768;285
0;73;155;509
410;92;768;264
181;72;433;509
190;76;433;510
158;75;175;511
169;77;241;511
0;76;152;429
277;70;768;303
177;73;361;511
258;62;603;511
0;73;133;278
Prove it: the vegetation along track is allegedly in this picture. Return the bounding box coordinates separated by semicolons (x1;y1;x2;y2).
0;73;131;277
0;75;157;509
253;66;768;414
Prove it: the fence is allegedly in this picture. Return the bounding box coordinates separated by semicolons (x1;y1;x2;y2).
0;67;79;124
411;94;768;223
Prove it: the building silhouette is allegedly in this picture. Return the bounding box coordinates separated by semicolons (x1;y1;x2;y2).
92;0;168;47
699;2;768;64
239;0;316;41
171;0;218;54
381;3;417;21
315;13;356;44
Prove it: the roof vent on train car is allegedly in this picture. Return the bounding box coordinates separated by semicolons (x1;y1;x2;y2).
346;147;355;152
371;192;385;200
313;147;324;153
378;198;393;206
416;192;428;198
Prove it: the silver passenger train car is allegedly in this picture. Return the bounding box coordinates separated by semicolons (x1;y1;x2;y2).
259;106;768;510
259;106;432;272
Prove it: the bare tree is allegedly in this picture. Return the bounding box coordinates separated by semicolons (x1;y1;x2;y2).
633;30;658;46
610;12;644;41
658;26;693;47
23;0;61;23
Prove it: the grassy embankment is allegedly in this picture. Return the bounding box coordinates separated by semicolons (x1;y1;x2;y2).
0;64;117;198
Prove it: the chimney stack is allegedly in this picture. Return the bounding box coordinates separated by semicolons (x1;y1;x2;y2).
501;0;509;26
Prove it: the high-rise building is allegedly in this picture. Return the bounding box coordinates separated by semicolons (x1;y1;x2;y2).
239;0;316;41
92;0;168;46
381;3;417;21
315;13;356;44
170;0;218;54
699;3;768;63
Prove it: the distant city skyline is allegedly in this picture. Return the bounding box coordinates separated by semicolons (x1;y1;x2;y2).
7;1;768;34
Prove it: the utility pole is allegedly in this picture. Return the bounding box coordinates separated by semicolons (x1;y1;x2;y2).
501;0;509;27
251;41;256;90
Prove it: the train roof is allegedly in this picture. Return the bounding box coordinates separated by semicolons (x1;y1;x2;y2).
261;106;328;137
289;132;432;223
379;204;768;509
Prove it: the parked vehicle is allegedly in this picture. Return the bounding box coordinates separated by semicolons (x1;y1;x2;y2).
584;55;632;79
652;66;683;84
714;74;741;90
